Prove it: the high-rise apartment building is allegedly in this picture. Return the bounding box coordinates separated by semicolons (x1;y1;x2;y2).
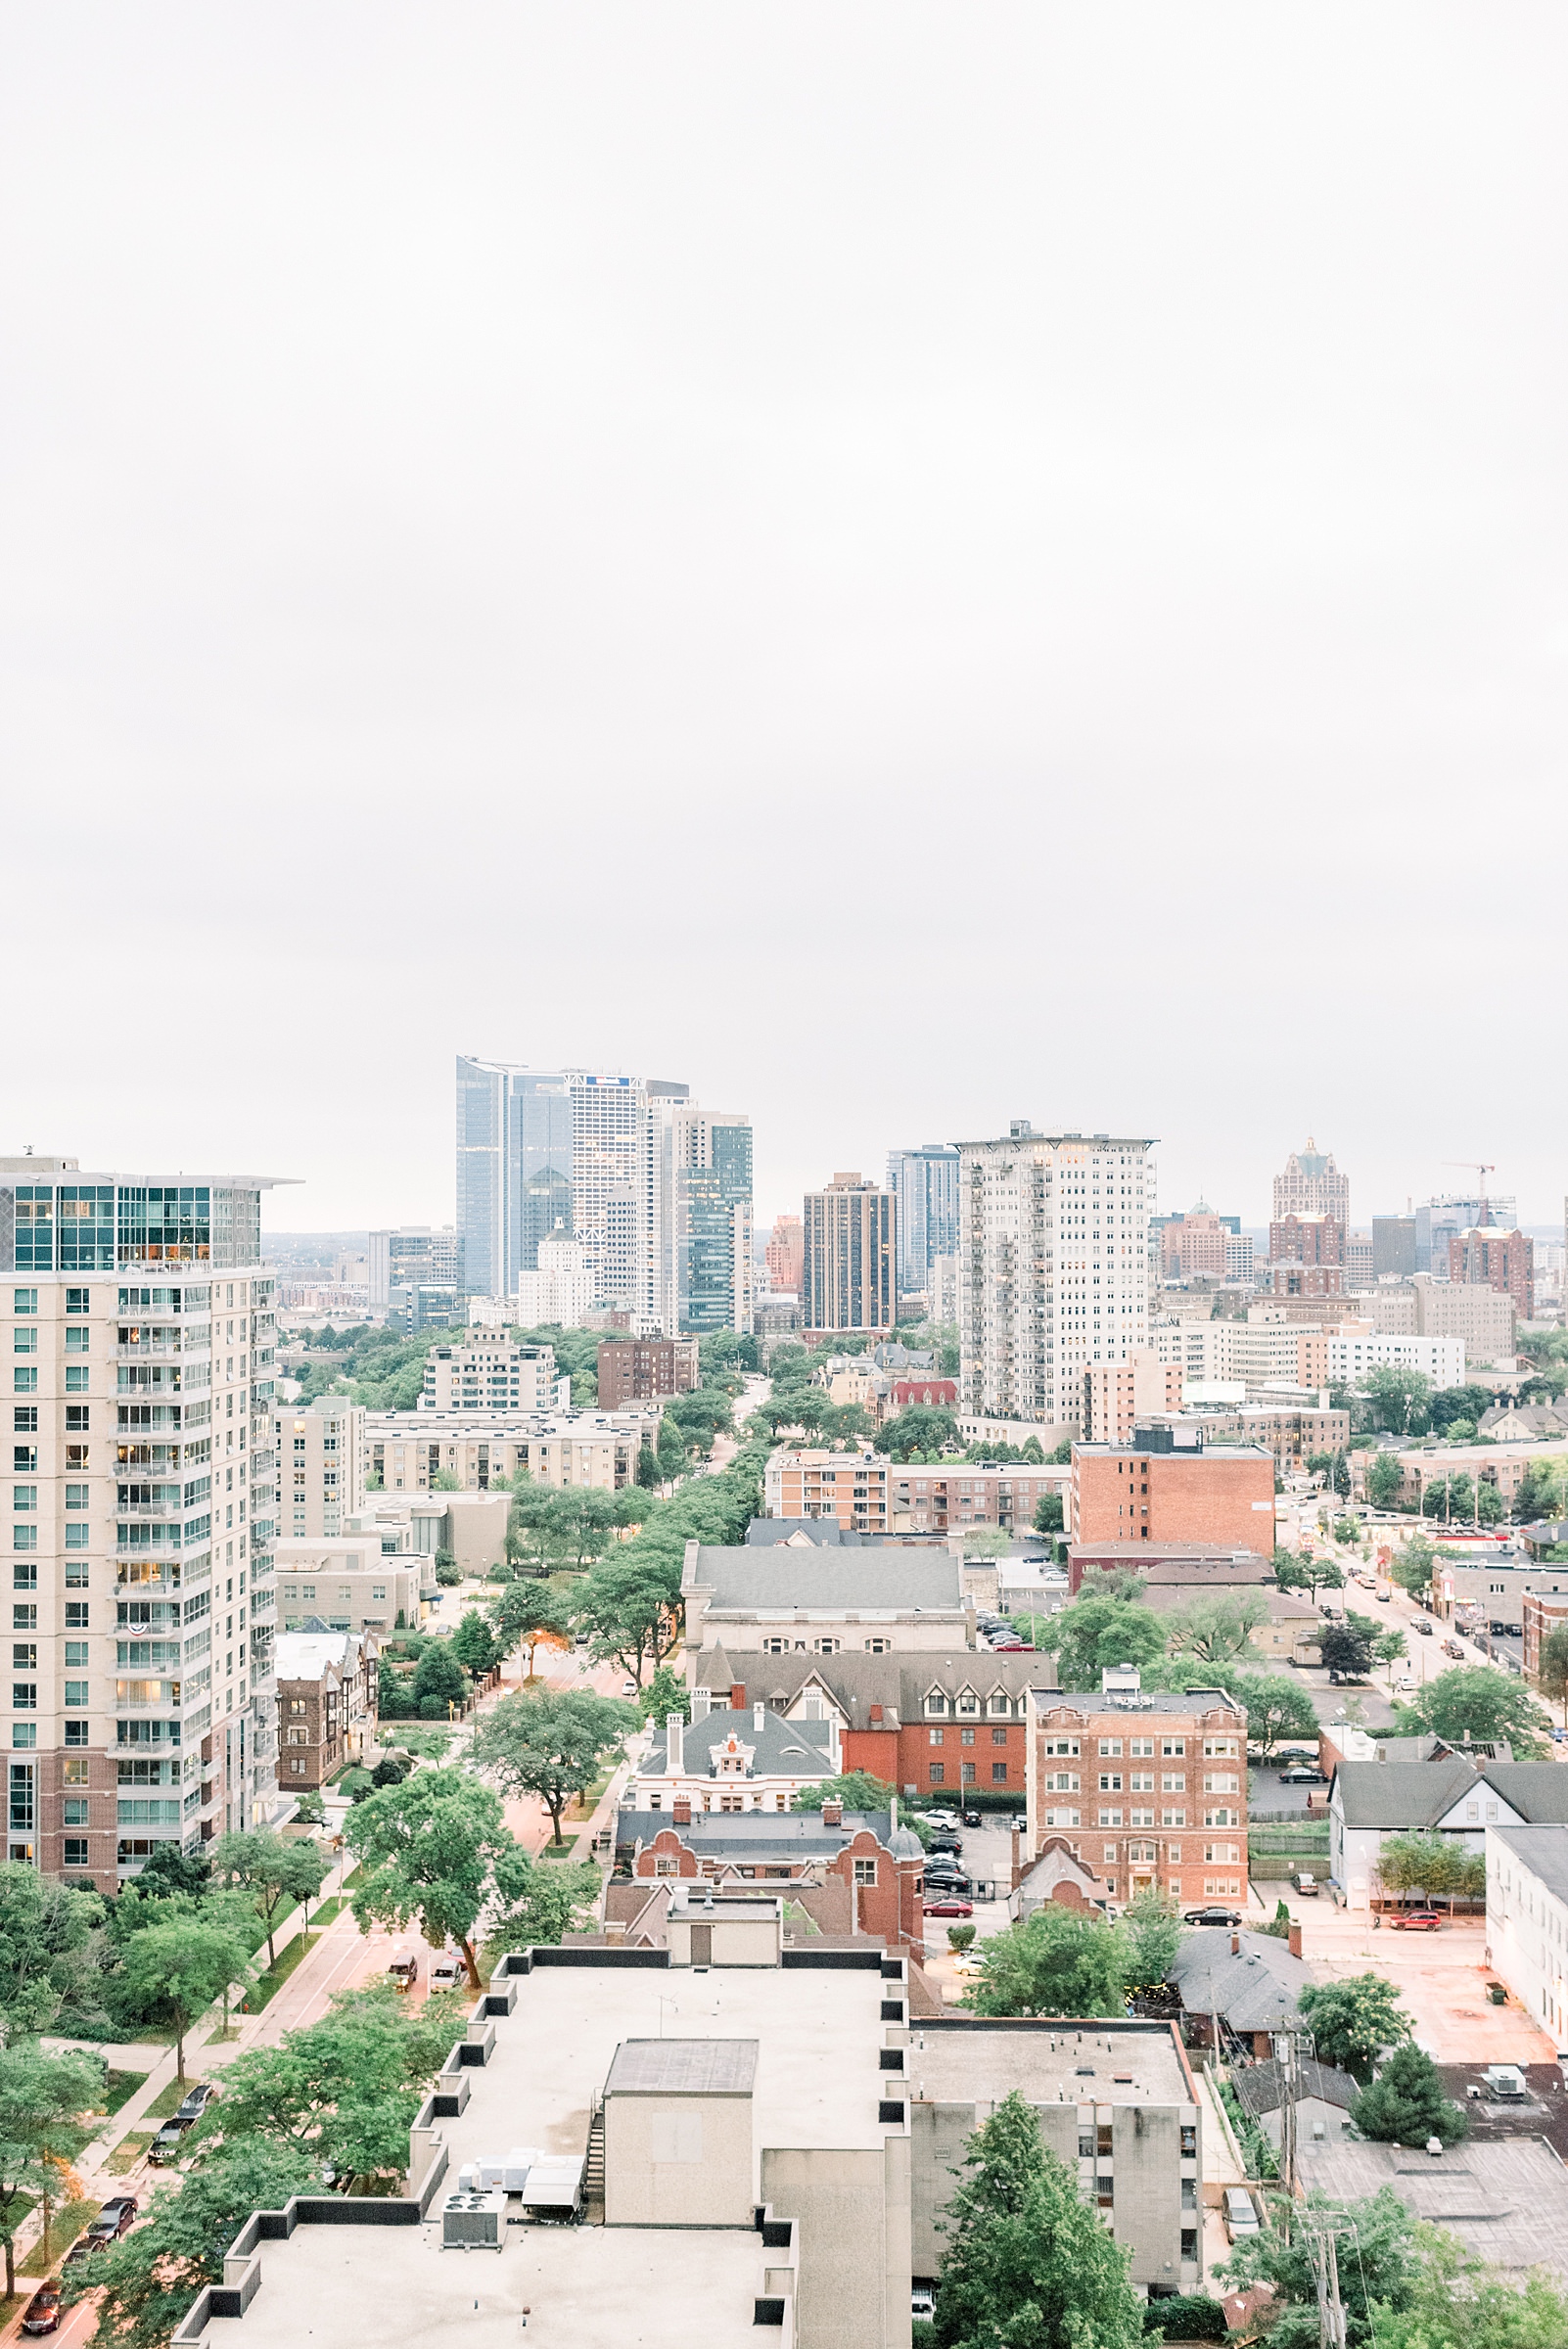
1449;1226;1534;1321
514;1236;595;1329
957;1126;1154;1427
803;1174;896;1337
763;1217;804;1297
455;1058;690;1329
367;1225;464;1333
0;1156;283;1888
671;1110;754;1336
1272;1140;1349;1233
273;1398;366;1540
886;1145;960;1304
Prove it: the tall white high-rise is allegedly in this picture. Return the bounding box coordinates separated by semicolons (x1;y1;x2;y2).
957;1125;1155;1426
0;1155;286;1889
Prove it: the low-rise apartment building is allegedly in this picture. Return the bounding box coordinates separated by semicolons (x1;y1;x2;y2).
274;1532;429;1635
596;1337;699;1408
1329;1756;1568;1909
365;1407;658;1496
1070;1425;1275;1548
1025;1671;1250;1909
1084;1355;1183;1444
1428;1552;1568;1636
1486;1823;1568;2043
765;1447;1072;1537
1150;1316;1332;1393
276;1629;377;1789
1351;1438;1568;1516
420;1340;567;1412
1323;1326;1465;1390
681;1543;974;1657
273;1397;365;1540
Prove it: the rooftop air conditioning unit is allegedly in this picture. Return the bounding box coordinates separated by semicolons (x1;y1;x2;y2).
442;2191;505;2250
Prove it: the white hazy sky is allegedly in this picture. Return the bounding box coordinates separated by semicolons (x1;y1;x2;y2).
4;7;1566;1236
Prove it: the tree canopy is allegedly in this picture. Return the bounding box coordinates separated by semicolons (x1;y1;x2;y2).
1297;1973;1411;2081
962;1905;1128;2018
1396;1663;1550;1758
471;1686;635;1845
1036;1593;1170;1690
1229;1671;1318;1757
117;1918;253;2080
1219;2186;1422;2348
0;2044;105;2295
344;1767;530;1986
1352;2043;1468;2146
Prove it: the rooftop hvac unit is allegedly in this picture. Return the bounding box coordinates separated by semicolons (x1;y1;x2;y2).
442;2191;505;2250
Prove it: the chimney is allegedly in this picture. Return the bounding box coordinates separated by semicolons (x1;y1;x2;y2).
1288;1920;1303;1958
730;1682;746;1711
753;1702;765;1732
673;1794;692;1826
666;1713;684;1774
1230;1930;1241;1956
605;1917;627;1944
822;1799;844;1827
691;1686;712;1722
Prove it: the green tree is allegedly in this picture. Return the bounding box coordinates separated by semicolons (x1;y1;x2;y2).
1119;1889;1180;1993
1366;2225;1568;2349
631;1662;690;1726
1365;1451;1407;1510
656;1414;688;1485
1398;1663;1550;1757
472;1687;635;1847
1229;1671;1318;1758
1298;1972;1411;2082
449;1608;501;1677
963;1905;1128;2018
1162;1590;1268;1666
932;2090;1142;2349
1037;1594;1169;1691
1320;1621;1374;1681
1428;1383;1497;1434
118;1919;253;2081
63;2141;320;2348
486;1858;603;1954
1032;1492;1065;1535
410;1638;469;1719
506;1482;568;1573
1274;1549;1346;1600
635;1439;661;1490
209;1828;329;1968
947;1924;977;1955
1360;1367;1432;1437
1539;1622;1568;1726
1517;1457;1567;1526
1351;2043;1468;2145
487;1581;574;1678
875;1405;961;1462
0;1864;105;2042
0;2045;104;2294
572;1547;683;1681
1386;1535;1436;1596
1219;2187;1422;2348
793;1771;899;1819
554;1486;619;1571
344;1768;530;1989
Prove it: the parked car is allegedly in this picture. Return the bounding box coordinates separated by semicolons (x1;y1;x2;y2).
924;1895;974;1918
87;2197;139;2247
1376;1590;1392;1603
1223;2188;1261;2241
1392;1911;1445;1932
176;2083;217;2123
149;2114;197;2164
1277;1765;1325;1784
1414;1618;1433;1635
911;2286;936;2322
21;2280;62;2335
1292;1871;1318;1897
961;1810;984;1828
928;1833;963;1856
924;1875;973;1900
920;1811;960;1830
1184;1906;1242;1927
1393;1674;1418;1693
430;1954;465;1989
386;1955;419;1993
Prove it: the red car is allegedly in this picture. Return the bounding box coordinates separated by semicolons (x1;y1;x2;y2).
924;1896;974;1918
1392;1911;1445;1932
21;2280;62;2335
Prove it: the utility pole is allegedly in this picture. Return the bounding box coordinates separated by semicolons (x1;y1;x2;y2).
1304;2218;1349;2349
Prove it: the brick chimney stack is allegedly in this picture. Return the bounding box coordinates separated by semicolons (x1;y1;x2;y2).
673;1795;692;1826
822;1799;844;1827
731;1683;746;1711
1230;1930;1241;1956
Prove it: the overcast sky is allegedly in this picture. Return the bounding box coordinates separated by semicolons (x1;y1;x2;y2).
4;7;1565;1236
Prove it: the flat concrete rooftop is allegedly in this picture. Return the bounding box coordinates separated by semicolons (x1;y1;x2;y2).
201;2216;765;2349
907;2020;1196;2111
1296;2136;1568;2284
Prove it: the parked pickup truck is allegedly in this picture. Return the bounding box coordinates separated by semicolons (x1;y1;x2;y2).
387;1956;419;1993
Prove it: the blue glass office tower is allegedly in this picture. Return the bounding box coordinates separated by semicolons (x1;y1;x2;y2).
887;1144;960;1300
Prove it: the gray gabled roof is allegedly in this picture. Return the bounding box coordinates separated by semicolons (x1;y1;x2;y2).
643;1710;837;1778
1331;1758;1480;1828
1484;1765;1568;1824
1167;1928;1311;2030
1491;1823;1568;1904
613;1807;890;1856
688;1543;965;1613
1233;2056;1359;2120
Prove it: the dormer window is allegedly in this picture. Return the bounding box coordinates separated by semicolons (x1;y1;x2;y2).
925;1692;949;1718
956;1691;980;1718
989;1693;1011;1718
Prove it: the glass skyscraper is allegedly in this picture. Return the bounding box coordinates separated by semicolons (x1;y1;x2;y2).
887;1144;960;1300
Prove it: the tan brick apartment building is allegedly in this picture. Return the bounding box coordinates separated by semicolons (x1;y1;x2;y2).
1449;1225;1534;1320
1025;1675;1250;1908
276;1629;378;1790
765;1447;1069;1537
1069;1427;1275;1548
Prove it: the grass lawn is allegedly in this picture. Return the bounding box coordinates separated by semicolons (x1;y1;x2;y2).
306;1897;346;1930
21;2198;99;2277
240;1929;320;2013
101;2069;150;2118
147;2075;208;2122
539;1836;579;1860
204;2026;244;2046
105;2132;155;2177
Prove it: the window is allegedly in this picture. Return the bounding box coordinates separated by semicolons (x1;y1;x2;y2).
12;1528;35;1553
12;1450;34;1474
65;1682;88;1710
12;1565;34;1592
1099;1808;1123;1826
12;1371;36;1396
66;1327;89;1355
992;1764;1008;1784
64;1798;89;1828
992;1727;1008;1745
12;1488;35;1513
1042;1737;1080;1757
13;1331;37;1357
1162;1738;1185;1757
1099;1739;1123;1757
12;1684;35;1711
1162;1773;1185;1791
65;1483;89;1511
1098;1773;1123;1792
11;1607;33;1632
12;1293;37;1316
63;1838;89;1868
65;1560;87;1588
1130;1738;1155;1757
66;1603;88;1630
960;1728;975;1747
12;1411;36;1435
928;1727;945;1747
65;1524;88;1550
853;1858;877;1886
988;1693;1010;1716
67;1289;88;1313
925;1692;948;1717
929;1763;945;1784
961;1762;976;1784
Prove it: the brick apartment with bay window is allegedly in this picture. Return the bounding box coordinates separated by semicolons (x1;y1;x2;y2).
1025;1674;1249;1909
688;1649;1045;1802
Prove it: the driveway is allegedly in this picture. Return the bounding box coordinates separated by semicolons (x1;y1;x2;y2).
1267;1893;1556;2064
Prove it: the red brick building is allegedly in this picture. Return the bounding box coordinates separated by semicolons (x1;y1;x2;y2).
1268;1213;1342;1267
688;1651;1043;1803
1449;1226;1534;1322
1263;1264;1345;1300
617;1798;928;1949
596;1337;700;1408
1069;1428;1275;1550
276;1629;379;1791
1522;1588;1568;1681
890;1378;958;1412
